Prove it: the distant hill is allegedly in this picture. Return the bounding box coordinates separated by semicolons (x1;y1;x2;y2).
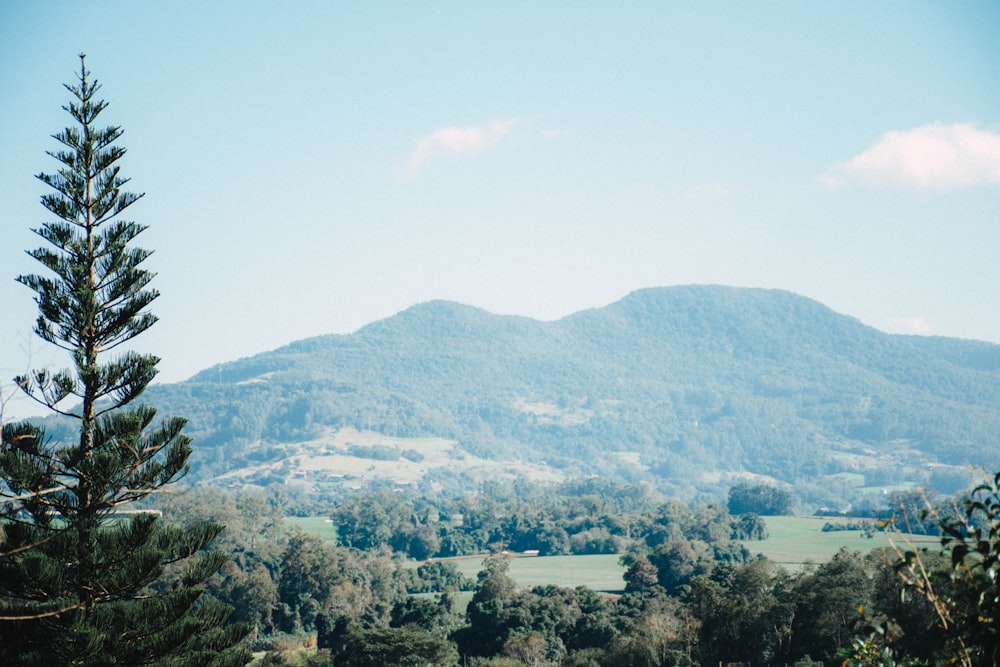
138;285;1000;505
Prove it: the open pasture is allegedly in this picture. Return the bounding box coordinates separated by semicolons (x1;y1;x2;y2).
749;515;940;568
441;554;626;593
286;516;339;542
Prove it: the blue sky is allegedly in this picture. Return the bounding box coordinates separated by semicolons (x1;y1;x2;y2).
2;2;999;419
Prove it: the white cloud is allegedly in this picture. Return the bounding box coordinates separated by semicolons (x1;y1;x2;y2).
822;123;1000;190
406;118;517;176
884;315;935;336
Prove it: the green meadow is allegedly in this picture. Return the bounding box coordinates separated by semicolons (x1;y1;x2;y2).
444;554;626;593
745;515;940;569
286;516;339;542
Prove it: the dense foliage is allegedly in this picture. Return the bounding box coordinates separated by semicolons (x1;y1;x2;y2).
149;473;1000;666
325;480;763;561
727;482;793;515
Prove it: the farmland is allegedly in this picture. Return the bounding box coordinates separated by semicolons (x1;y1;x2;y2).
442;553;626;593
748;515;940;569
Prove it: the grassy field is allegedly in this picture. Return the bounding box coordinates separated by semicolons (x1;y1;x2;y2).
746;515;940;569
441;554;626;593
286;516;339;542
413;554;626;611
283;519;626;591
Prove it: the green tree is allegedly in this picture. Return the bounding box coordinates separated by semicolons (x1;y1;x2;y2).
160;486;245;554
731;512;768;540
211;561;279;635
455;556;532;658
605;592;697;667
647;540;713;594
788;549;873;664
502;631;548;666
690;560;794;665
233;488;286;561
623;556;659;592
0;55;249;666
337;625;458;667
563;586;616;652
390;594;458;636
276;533;339;632
727;482;793;516
331;490;396;551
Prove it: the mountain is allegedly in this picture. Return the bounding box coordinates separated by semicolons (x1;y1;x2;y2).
139;285;1000;505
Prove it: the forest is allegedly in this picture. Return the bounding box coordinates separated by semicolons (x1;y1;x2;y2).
149;476;998;666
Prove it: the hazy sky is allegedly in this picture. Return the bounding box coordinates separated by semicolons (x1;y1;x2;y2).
2;2;999;419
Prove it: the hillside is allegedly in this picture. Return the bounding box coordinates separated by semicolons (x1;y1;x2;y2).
136;285;1000;505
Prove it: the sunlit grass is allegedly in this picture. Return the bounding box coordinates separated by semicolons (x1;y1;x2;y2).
286;515;338;542
437;553;626;593
748;515;939;569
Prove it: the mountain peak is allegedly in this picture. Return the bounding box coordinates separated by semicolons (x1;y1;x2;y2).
147;285;1000;502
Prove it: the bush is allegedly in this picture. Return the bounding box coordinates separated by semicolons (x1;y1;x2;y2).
728;483;793;515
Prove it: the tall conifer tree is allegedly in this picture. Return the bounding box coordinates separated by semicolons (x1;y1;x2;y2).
0;55;250;667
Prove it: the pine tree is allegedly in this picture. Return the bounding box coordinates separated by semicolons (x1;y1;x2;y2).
0;54;250;667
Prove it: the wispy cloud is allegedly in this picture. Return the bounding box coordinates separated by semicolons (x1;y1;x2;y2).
406;118;517;177
821;123;1000;190
884;315;935;336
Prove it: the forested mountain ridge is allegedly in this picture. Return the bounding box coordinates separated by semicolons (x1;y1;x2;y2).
140;285;1000;503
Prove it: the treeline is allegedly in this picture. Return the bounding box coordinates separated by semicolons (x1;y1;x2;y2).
148;477;998;665
326;479;769;560
153;479;772;649
311;548;922;667
158;488;471;638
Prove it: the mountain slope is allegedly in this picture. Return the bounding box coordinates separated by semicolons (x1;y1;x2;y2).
145;286;1000;501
